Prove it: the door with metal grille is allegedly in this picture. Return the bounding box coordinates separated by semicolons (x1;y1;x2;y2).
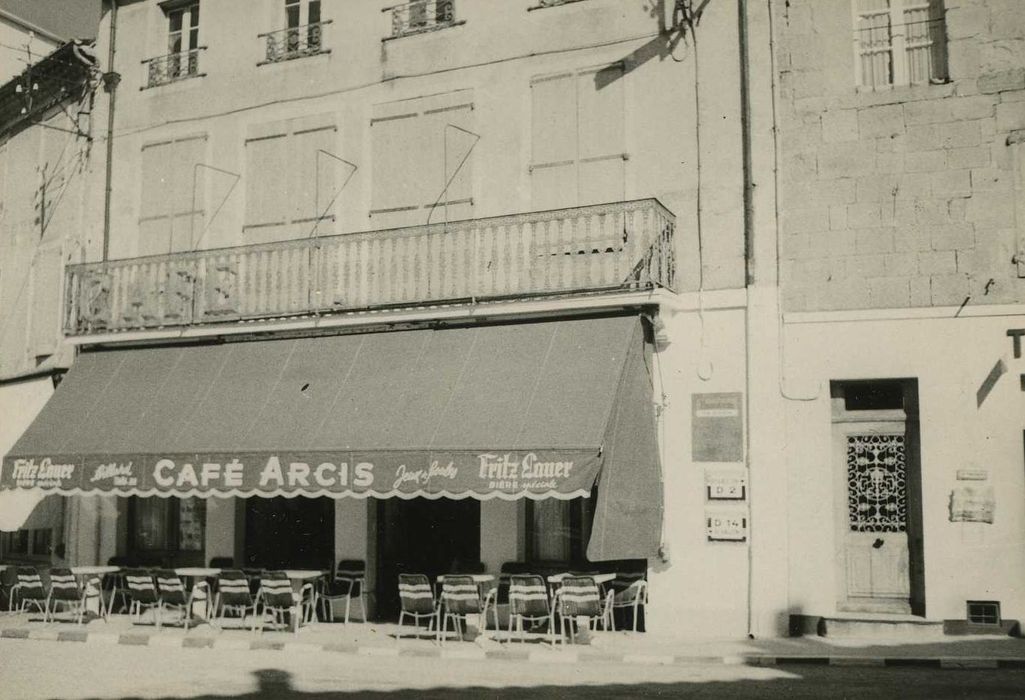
839;425;911;612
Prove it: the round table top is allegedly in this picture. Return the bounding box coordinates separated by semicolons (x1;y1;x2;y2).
281;570;327;580
437;573;495;583
70;566;120;575
547;572;616;585
174;567;221;577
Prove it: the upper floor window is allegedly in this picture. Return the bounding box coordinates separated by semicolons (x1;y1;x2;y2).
854;0;948;91
145;1;203;88
262;0;330;64
385;0;458;40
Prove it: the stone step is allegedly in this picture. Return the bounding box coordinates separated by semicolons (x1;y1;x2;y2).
791;614;946;639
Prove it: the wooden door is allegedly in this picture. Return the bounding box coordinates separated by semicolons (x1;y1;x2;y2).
835;420;912;613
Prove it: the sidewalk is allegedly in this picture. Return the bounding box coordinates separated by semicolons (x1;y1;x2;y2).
2;613;1023;670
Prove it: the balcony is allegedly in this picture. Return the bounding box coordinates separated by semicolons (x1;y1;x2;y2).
259;20;332;65
143;48;204;88
383;0;460;40
64;199;676;336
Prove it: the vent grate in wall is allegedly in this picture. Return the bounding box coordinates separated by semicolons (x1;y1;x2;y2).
966;601;1001;625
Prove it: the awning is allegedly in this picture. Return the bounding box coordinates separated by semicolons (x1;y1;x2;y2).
1;315;663;557
0;490;47;532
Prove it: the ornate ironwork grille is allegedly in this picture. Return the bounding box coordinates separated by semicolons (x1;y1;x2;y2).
262;21;329;63
387;0;456;38
847;434;907;533
145;49;202;88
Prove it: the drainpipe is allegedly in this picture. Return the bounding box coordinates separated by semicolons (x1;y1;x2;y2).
101;0;120;262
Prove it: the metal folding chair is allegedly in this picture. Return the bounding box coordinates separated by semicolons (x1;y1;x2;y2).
45;568;106;625
155;570;199;630
438;574;485;644
609;579;647;632
212;569;258;630
13;567;47;617
124;569;161;626
320;559;367;624
557;575;605;643
507;574;559;645
396;573;438;639
256;571;310;635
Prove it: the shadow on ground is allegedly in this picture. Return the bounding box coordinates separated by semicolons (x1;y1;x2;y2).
85;666;1025;700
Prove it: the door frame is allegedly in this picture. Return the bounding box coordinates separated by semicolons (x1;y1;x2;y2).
831;380;925;616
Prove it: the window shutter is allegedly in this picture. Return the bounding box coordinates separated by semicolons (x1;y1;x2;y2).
578;66;625;205
139;135;206;255
292;125;337;232
28;247;62;357
244;132;290;241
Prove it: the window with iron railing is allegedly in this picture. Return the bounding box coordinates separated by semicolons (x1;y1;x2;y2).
145;1;203;88
384;0;458;39
261;0;331;64
854;0;948;91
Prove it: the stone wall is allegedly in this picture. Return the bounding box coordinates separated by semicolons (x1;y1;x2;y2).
775;0;1025;312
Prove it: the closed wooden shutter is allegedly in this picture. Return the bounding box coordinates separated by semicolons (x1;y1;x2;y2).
244;114;338;243
28;247;62;357
139;134;207;256
531;65;626;210
370;90;475;229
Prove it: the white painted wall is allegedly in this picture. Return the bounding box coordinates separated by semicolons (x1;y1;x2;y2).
204;497;235;564
784;309;1025;622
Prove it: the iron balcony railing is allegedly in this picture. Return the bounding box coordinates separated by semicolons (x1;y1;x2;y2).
259;20;332;64
383;0;457;39
143;47;204;88
64;199;676;336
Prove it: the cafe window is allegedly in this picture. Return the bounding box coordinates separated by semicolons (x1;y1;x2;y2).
1;529;52;558
526;497;593;563
129;497;206;559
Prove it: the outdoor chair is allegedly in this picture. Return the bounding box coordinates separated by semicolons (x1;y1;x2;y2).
155;570;199;630
1;566;19;613
557;575;609;643
320;559;367;624
256;571;311;635
103;556;132;614
396;573;438;639
438;574;494;644
212;569;258;630
507;574;559;645
124;569;161;626
45;568;106;625
608;576;647;632
13;567;47;616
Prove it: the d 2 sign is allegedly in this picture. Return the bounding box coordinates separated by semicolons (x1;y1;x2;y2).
706;510;748;542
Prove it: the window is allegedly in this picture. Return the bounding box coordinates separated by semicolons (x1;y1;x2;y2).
129;497;206;564
370;91;474;229
263;0;328;63
526;497;594;563
854;0;948;90
386;1;457;39
530;65;626;211
146;2;202;87
244;114;338;243
139;134;207;256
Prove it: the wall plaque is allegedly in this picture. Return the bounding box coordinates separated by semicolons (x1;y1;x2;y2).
705;469;747;500
950;485;995;524
706;509;748;542
692;392;744;462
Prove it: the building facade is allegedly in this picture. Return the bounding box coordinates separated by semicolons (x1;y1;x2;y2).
773;0;1025;631
3;0;1020;641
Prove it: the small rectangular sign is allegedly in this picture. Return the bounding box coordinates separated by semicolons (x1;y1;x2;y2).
692;393;744;463
706;510;748;542
705;469;747;501
956;469;988;481
950;485;995;524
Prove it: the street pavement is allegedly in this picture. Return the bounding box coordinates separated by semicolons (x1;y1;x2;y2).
2;637;1025;699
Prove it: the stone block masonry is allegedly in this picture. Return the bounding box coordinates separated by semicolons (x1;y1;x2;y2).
775;0;1025;313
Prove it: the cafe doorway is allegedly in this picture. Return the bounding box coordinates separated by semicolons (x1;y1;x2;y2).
375;498;481;621
244;497;335;570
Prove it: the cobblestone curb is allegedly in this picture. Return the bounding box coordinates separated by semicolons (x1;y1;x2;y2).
3;628;1024;669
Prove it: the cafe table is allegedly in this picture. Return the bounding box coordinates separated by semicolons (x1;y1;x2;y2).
70;565;121;617
280;570;327;624
546;572;617;645
436;574;496;640
174;567;221;618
